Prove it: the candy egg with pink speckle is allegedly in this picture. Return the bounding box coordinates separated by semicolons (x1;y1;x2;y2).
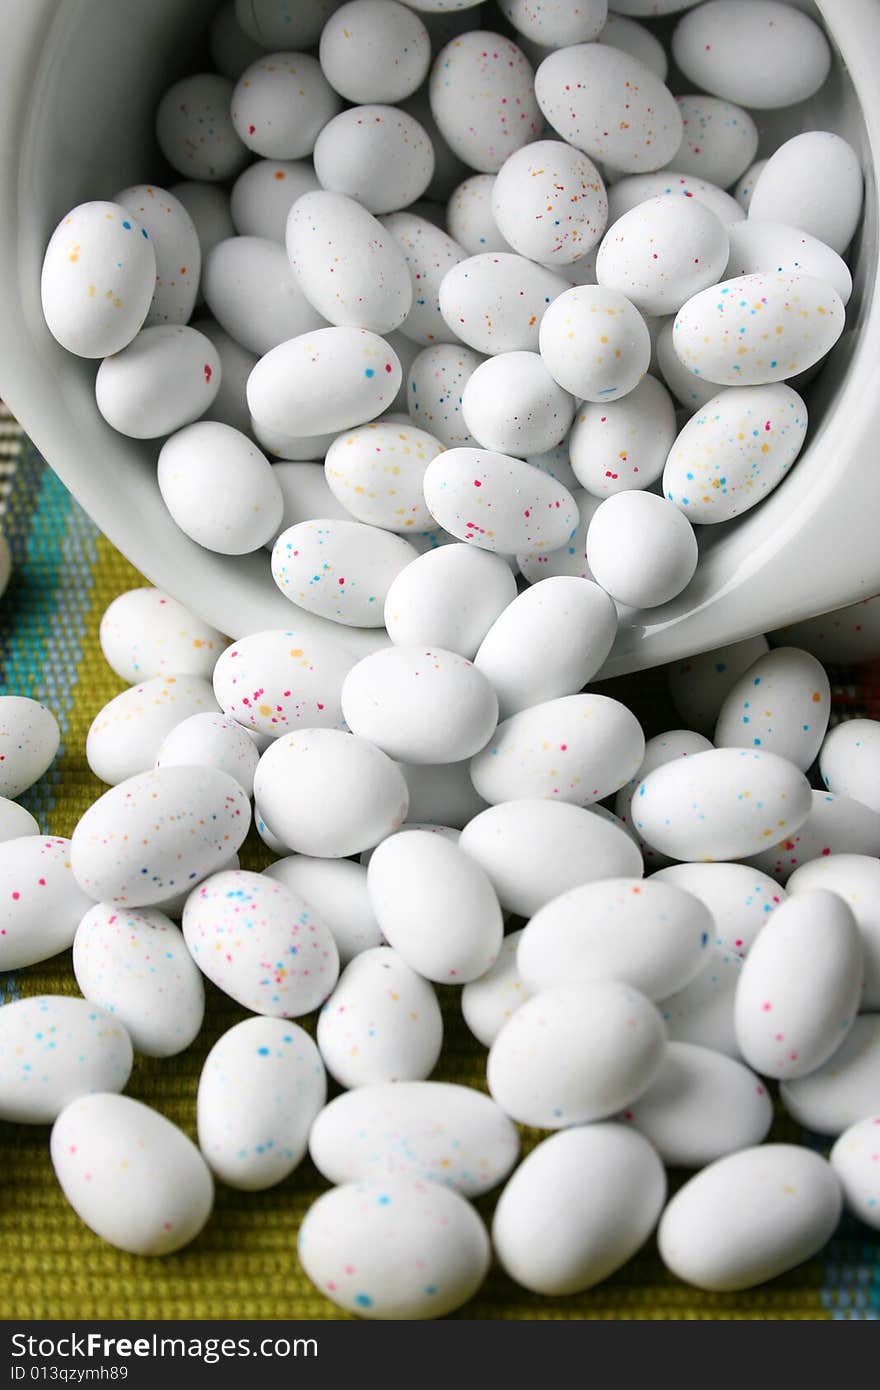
428;31;540;175
745;791;880;887
422;447;578;554
313;105;435;214
651;861;785;958
248;327;403;437
380;212;466;346
96;325;221;439
406;343;484;447
608;171;744;228
516;487;600;584
0;996;133;1124
569;373;677;499
156;73;248;183
323;420;442;532
0;695;60;799
212;628;354;736
446;174;512;256
263;855;381;965
231;52;341;159
438;253;568;355
725;221;852;306
672;95;758;189
320;1;431;104
596;195;730;316
830;1115;880;1230
271;518;417;626
713;646;830;770
51;1093;214;1255
780;1016;880;1137
786;854;880;1010
0;836;98;970
672;0;831;110
491;140;607;267
114;184;201;326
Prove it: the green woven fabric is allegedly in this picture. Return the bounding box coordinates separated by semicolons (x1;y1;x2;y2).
0;403;877;1320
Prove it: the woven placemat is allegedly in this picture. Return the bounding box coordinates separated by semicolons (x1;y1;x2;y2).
0;402;877;1320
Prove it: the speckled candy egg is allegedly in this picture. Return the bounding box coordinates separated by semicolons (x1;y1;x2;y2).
663;384;808;525
114;184;201;325
586;491;698;608
672;272;845;387
0;836;101;971
619;1042;772;1169
155;73;248;182
264;855;381;964
446;174;512;256
313;106;434;215
614;729;714;871
651;862;785;957
342;647;498;764
787;854;880;1010
183;868;339;1016
271;518;416;626
212;628;354;736
0;798;38;843
569;374;676;498
461;351;575;456
196;320;257;433
780;1015;880;1137
247;327;402;437
320;1;431;104
197;1016;326;1190
771;597;880;667
155;712;260;796
734;159;767;213
230;158;319;241
492;1123;665;1296
406;343;484;447
317;946;443;1088
726;221;852;306
287;192;412;335
0;996;133;1124
535;44;681;174
667;634;770;736
422;447;577;554
657;317;731;414
51;1093;214;1255
0;695;60;798
517;487;600;584
491;140;607;267
830;1116;880;1231
381;213;466;346
474;576;617;716
596;196;730;316
203;235;325;357
608;171;744;229
471;692;645;807
99;588;228;684
820;719;880;814
428;32;540;175
159;420;284;555
713;645;830;770
298;1177;489;1319
439;253;567;356
658;1144;841;1291
86;674;219;786
488;979;666;1127
70;765;251;907
657;947;742;1059
383;544;516;657
235;0;342;49
41;201;156;357
672;95;758;189
538;285;651;402
95;325;221;439
72;903;205;1058
231;52;341;159
324;420;441;532
745;791;880;886
633;748;812;862
254;729;408;857
672;0;830;110
749;132;863;257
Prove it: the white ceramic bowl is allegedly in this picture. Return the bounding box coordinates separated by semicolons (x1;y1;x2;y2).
0;0;878;674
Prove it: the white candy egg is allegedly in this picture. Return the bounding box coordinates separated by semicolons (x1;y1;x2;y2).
461;930;528;1047
734;159;767;213
492;140;607;267
70;765;251;907
428;31;540;175
320;1;430;104
197;1016;326;1190
538;284;651;402
230;158;319;242
657;1144;842;1291
488;979;666;1127
0;798;39;843
596;12;668;79
248;327;402;437
99;587;228;684
85;674;219;787
0;837;95;971
317;945;443;1088
254;728;408;857
114;184;200;326
41;201;156;358
726;221;852;306
535;44;681;174
298;1177;489;1320
461;351;575;456
439;252;568;356
0;696;60;798
342;646;498;764
569;373;676;498
820;719;880;813
656;316;723;413
155;712;260;796
158;421;283;555
518;876;710;1000
287;192;412;334
493;1123;665;1296
313;105;435;214
746;791;880;886
269;461;351;543
635;748;812;863
608;171;744;229
51;1093;213;1255
271;518;416;626
155;73;248;182
0;996;132;1124
749;132;863;256
657;947;742;1059
619;1041;772;1168
202;235;324;356
830;1116;880;1230
713;646;830;770
615;729;714;871
324;420;441;532
406;343;484;447
422;446;577;554
213;628;354;736
652;861;785;957
264;855;381;963
667;634;770;736
672;95;759;189
235;0;341;48
95;325;220;439
474;576;617;716
586;491;698;608
597;196;729;316
780;1016;880;1137
734;889;862;1081
787;854;880;1010
231;52;341;159
446;174;512;256
367;830;503;982
672;272;845;387
381;213;466;347
209;1;266;83
72;903;205;1058
384;544;516;657
672;0;831;110
183;868;339;1015
471;692;645;807
516;487;599;584
195;319;257;433
171;181;236;271
663;383;808;525
397;760;487;829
